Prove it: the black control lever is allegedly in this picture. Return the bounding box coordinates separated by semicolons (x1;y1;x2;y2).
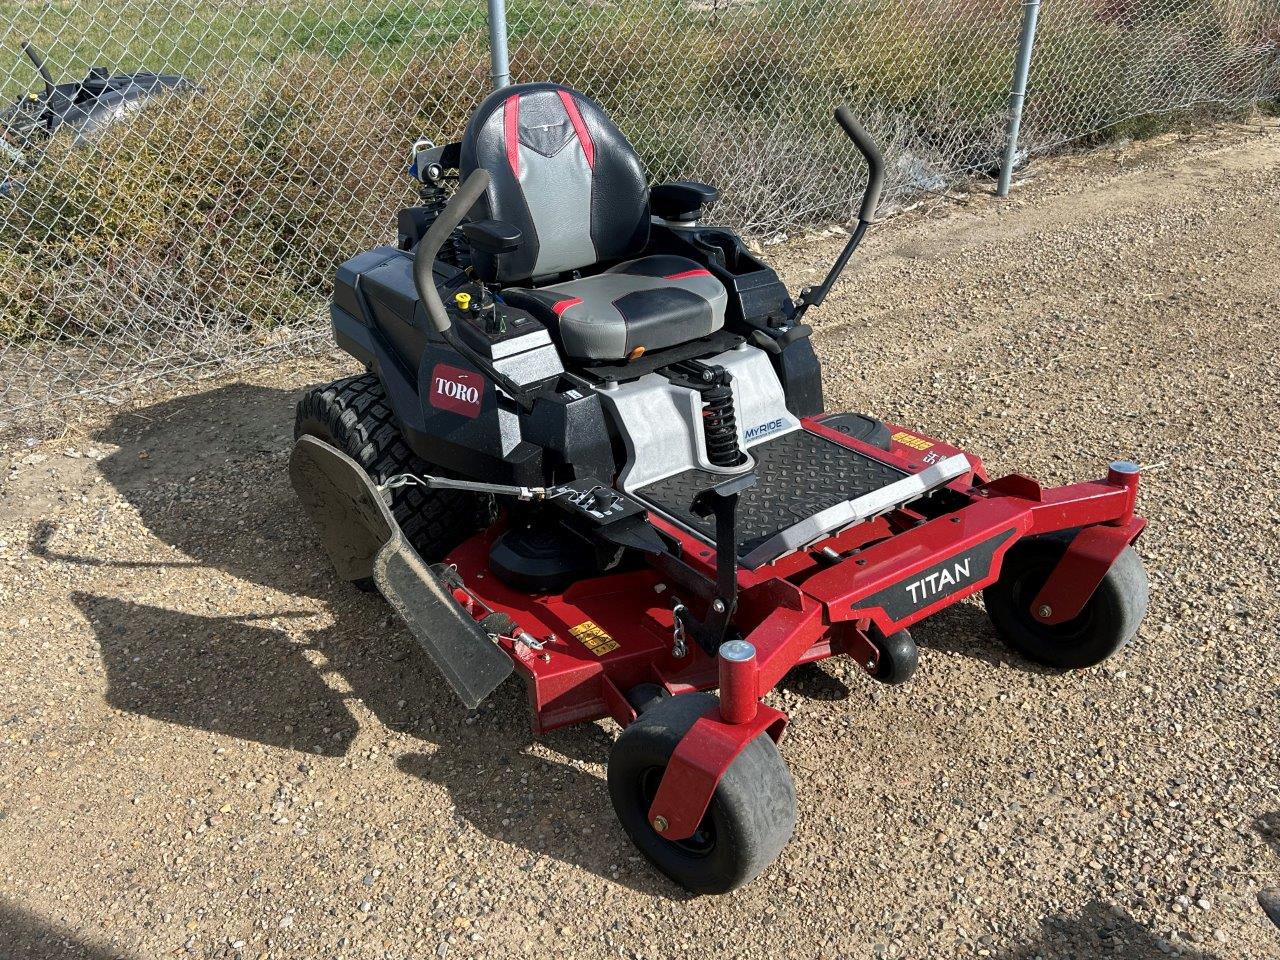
793;108;885;321
413;169;535;411
22;41;57;100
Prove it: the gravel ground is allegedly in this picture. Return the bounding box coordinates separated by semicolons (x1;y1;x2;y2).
2;120;1278;960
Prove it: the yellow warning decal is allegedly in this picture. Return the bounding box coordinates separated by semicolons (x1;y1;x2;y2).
569;620;619;656
891;430;934;451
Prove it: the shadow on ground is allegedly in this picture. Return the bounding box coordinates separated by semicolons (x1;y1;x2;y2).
775;597;1053;701
0;899;132;960
910;599;1057;674
1255;811;1280;857
991;901;1222;960
55;382;674;894
1256;812;1280;931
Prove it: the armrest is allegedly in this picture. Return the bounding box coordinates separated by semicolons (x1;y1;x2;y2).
651;181;719;223
461;218;522;254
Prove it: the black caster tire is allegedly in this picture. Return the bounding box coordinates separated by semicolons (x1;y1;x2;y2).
983;532;1148;669
294;374;493;589
625;682;671;715
607;693;795;895
869;628;917;684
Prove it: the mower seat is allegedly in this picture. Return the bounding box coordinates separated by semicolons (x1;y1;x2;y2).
459;82;727;362
501;256;727;361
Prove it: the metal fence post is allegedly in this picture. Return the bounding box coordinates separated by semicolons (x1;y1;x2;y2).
998;0;1042;197
488;0;512;89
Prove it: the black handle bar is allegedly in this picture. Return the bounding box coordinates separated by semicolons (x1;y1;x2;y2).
409;168;537;411
791;107;886;319
835;106;884;225
412;167;491;335
22;41;57;99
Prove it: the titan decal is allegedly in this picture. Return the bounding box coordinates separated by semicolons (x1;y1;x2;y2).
857;528;1017;622
905;557;971;604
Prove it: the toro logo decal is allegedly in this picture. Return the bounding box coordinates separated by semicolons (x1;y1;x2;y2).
429;363;484;418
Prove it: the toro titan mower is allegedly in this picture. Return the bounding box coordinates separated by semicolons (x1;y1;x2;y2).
290;82;1150;893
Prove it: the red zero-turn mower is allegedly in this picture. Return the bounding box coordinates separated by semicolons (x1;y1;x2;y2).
290;83;1150;893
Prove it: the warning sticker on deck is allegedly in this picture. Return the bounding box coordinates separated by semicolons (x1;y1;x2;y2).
569;620;619;656
891;430;934;451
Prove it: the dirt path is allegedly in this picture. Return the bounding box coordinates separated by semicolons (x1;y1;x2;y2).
2;120;1278;960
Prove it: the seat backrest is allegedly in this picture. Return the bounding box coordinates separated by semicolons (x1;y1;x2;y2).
459;83;649;284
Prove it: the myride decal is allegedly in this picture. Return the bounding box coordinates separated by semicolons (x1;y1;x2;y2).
429;363;484;418
857;528;1017;622
744;418;787;443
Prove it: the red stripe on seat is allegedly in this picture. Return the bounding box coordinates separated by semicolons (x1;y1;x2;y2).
665;268;713;281
552;297;583;317
503;94;520;177
556;90;595;169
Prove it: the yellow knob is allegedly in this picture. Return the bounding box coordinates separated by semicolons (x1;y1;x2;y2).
454;292;472;311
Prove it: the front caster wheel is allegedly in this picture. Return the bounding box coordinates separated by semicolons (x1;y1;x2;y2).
983;532;1148;669
606;693;795;894
869;627;917;684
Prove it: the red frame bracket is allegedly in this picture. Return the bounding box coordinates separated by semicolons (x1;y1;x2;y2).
646;703;788;841
1031;516;1146;624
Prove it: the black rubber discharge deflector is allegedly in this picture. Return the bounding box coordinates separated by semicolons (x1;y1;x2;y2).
634;429;906;561
289;436;513;709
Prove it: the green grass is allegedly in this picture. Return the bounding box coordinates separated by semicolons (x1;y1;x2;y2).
1;0;496;96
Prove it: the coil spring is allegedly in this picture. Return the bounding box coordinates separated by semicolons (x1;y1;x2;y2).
701;381;745;468
420;183;466;267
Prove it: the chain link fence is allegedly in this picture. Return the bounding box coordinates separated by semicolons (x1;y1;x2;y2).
1;0;1276;438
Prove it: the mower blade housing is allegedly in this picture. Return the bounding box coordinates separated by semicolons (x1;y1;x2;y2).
289;436;513;709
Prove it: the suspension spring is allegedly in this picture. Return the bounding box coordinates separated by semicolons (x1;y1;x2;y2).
701;380;745;468
663;359;747;468
419;182;466;267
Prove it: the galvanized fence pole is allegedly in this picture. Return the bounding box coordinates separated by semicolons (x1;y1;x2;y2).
488;0;512;88
998;0;1043;197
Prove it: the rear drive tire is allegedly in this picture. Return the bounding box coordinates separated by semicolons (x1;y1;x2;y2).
607;693;795;894
294;373;492;587
983;532;1148;669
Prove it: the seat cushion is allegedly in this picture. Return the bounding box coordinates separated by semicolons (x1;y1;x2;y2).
503;255;727;362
